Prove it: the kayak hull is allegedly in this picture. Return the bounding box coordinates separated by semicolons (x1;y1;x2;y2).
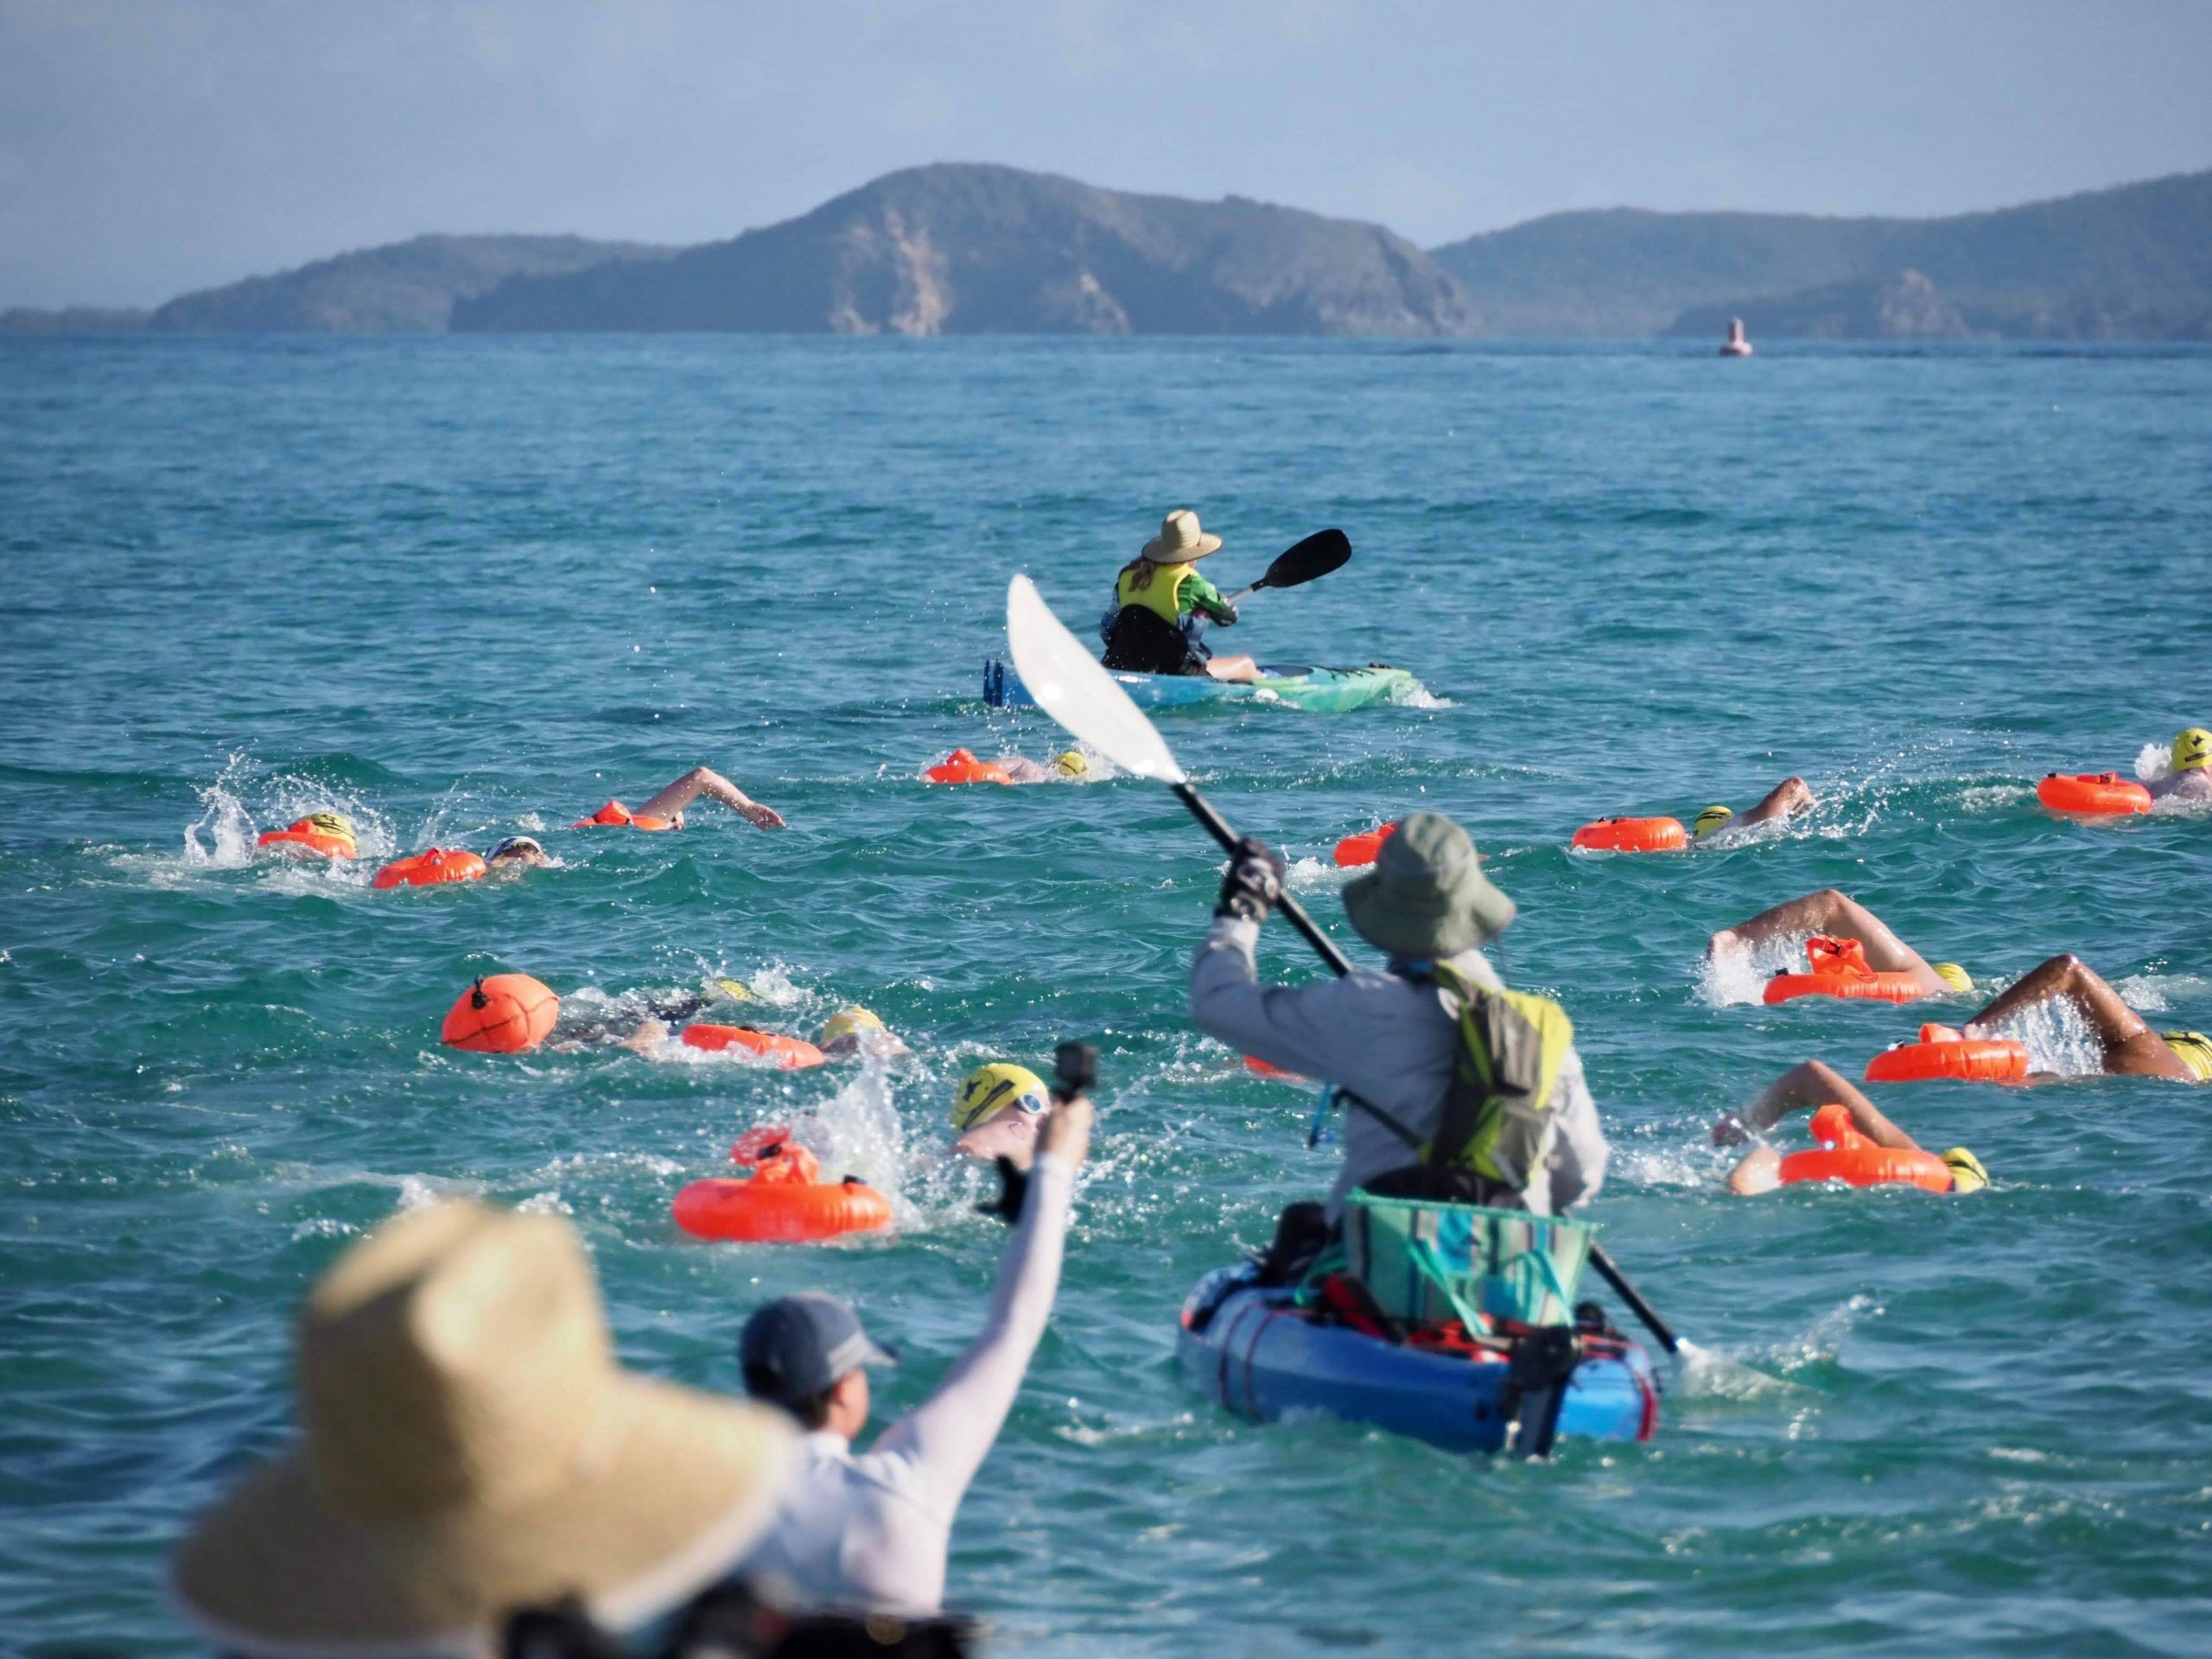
1177;1268;1659;1455
984;658;1414;715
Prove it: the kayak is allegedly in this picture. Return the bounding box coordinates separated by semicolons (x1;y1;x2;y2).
1178;1265;1661;1456
983;658;1414;715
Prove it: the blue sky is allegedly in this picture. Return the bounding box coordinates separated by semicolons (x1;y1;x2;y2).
4;0;2209;306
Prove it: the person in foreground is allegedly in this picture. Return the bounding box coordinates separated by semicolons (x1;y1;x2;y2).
1190;810;1608;1223
1691;775;1817;843
1713;1058;1989;1195
733;1081;1092;1615
578;766;785;830
1962;955;2210;1082
168;1201;796;1657
1707;887;1972;995
2150;726;2212;803
1099;509;1259;683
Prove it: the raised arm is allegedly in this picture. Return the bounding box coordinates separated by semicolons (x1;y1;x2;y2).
1713;1059;1918;1151
1190;915;1357;1082
1707;887;1946;991
1741;775;1815;827
635;766;785;830
1964;954;2193;1079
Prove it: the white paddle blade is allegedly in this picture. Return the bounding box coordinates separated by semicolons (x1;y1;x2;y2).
1006;575;1185;785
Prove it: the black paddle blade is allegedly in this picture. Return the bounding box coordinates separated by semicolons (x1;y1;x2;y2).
1257;527;1351;592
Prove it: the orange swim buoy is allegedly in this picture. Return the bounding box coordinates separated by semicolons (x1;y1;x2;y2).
1244;1054;1308;1081
925;748;1014;786
1865;1023;2029;1084
441;973;560;1054
2035;772;2152;817
1763;935;1927;1006
1777;1103;1954;1192
1571;817;1688;853
372;849;488;890
257;818;357;859
572;801;676;831
1332;822;1398;868
680;1024;827;1070
671;1132;894;1242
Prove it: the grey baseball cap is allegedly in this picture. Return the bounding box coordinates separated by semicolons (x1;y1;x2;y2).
740;1292;896;1407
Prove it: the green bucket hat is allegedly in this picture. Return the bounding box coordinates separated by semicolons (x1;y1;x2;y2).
1341;810;1516;958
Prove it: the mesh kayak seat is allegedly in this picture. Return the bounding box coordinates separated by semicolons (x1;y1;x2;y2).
1343;1193;1595;1334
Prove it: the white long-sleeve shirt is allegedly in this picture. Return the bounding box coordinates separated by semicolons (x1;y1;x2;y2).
1190;915;1609;1220
735;1152;1074;1615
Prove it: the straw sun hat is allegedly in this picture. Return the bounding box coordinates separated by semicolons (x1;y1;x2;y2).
1342;810;1516;959
170;1201;795;1658
1140;508;1224;563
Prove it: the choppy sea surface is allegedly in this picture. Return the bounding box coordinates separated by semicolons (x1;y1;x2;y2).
3;336;2209;1657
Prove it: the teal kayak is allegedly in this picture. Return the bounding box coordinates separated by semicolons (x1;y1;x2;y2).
983;658;1414;714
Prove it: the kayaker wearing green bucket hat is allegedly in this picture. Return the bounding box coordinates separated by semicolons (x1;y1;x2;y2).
1101;509;1261;683
1191;810;1609;1225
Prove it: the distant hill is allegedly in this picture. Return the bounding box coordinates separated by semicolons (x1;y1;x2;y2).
1433;170;2212;338
146;234;668;333
0;305;150;335
1672;269;1976;341
453;164;1475;336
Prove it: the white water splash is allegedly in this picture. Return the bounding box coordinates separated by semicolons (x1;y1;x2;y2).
182;753;257;868
2133;741;2172;783
1975;995;2105;1077
1695;931;1805;1007
1389;679;1450;709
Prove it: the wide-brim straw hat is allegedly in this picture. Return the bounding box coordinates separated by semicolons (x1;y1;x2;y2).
1342;810;1516;958
1141;508;1224;563
170;1201;795;1659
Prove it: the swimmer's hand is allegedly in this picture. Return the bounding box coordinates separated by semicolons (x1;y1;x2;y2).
739;800;785;830
1712;1111;1751;1147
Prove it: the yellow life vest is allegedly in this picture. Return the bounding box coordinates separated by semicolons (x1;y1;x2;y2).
1425;963;1574;1193
1116;561;1194;626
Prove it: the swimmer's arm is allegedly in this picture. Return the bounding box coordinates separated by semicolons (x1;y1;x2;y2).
1707;887;1943;991
1963;954;2188;1078
1740;775;1814;826
1713;1059;1919;1151
636;766;785;830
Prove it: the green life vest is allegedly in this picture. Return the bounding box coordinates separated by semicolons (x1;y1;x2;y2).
1116;560;1197;626
1417;962;1574;1194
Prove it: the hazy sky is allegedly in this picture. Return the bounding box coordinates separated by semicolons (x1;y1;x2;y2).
5;0;2210;307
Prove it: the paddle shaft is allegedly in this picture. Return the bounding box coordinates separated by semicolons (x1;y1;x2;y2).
1172;779;1681;1358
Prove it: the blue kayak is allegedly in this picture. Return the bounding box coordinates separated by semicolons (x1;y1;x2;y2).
1178;1266;1660;1456
983;658;1415;714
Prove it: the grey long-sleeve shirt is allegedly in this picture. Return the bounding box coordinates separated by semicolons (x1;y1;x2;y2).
1190;916;1609;1220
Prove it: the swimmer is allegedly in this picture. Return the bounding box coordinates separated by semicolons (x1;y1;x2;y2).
1713;1059;1988;1195
949;1062;1051;1160
2149;727;2212;804
484;835;549;869
577;766;785;830
257;810;358;859
1690;776;1816;844
547;978;757;1055
1961;955;2210;1082
1001;750;1090;785
1707;888;1969;997
817;1006;909;1060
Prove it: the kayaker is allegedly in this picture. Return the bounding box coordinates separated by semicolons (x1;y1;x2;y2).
2150;726;2212;802
1961;955;2209;1082
949;1060;1051;1160
733;1085;1093;1614
1100;509;1260;683
168;1200;796;1657
1707;888;1971;996
1190;810;1609;1224
1713;1059;1988;1194
576;765;785;830
1690;775;1816;843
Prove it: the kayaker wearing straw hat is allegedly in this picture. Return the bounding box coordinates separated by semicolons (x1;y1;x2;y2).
168;1201;795;1657
1190;810;1609;1224
1101;508;1261;683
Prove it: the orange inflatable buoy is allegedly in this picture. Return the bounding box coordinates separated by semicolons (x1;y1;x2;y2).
671;1130;893;1243
1332;822;1398;868
1865;1023;2029;1084
1571;817;1688;853
257;817;357;860
925;748;1014;785
1763;935;1927;1006
572;800;676;831
1245;1055;1308;1081
680;1024;827;1070
2035;772;2152;817
373;849;488;890
1777;1103;1954;1192
441;973;559;1054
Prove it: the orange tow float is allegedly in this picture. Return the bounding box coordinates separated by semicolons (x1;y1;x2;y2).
1777;1103;1955;1192
1763;936;1927;1006
680;1023;827;1070
925;748;1014;785
2035;772;2152;817
1865;1023;2029;1084
441;973;560;1054
1332;822;1397;868
1571;816;1688;853
572;801;675;830
373;848;487;890
671;1124;893;1243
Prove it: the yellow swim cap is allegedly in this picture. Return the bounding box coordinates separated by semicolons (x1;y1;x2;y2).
1940;1147;1989;1194
1691;805;1733;840
2160;1030;2212;1083
304;811;357;849
1052;749;1089;778
2172;728;2211;773
952;1062;1048;1131
711;976;753;1001
819;1005;884;1046
1931;963;1973;993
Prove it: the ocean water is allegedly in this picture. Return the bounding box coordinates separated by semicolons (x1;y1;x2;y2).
3;335;2209;1657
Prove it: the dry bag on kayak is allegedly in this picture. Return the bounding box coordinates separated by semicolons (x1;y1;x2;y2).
1344;1195;1595;1332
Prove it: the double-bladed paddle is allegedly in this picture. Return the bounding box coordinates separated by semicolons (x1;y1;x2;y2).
1004;573;1683;1360
1219;527;1352;606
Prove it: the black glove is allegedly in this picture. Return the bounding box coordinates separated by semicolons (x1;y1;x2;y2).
1215;835;1287;923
